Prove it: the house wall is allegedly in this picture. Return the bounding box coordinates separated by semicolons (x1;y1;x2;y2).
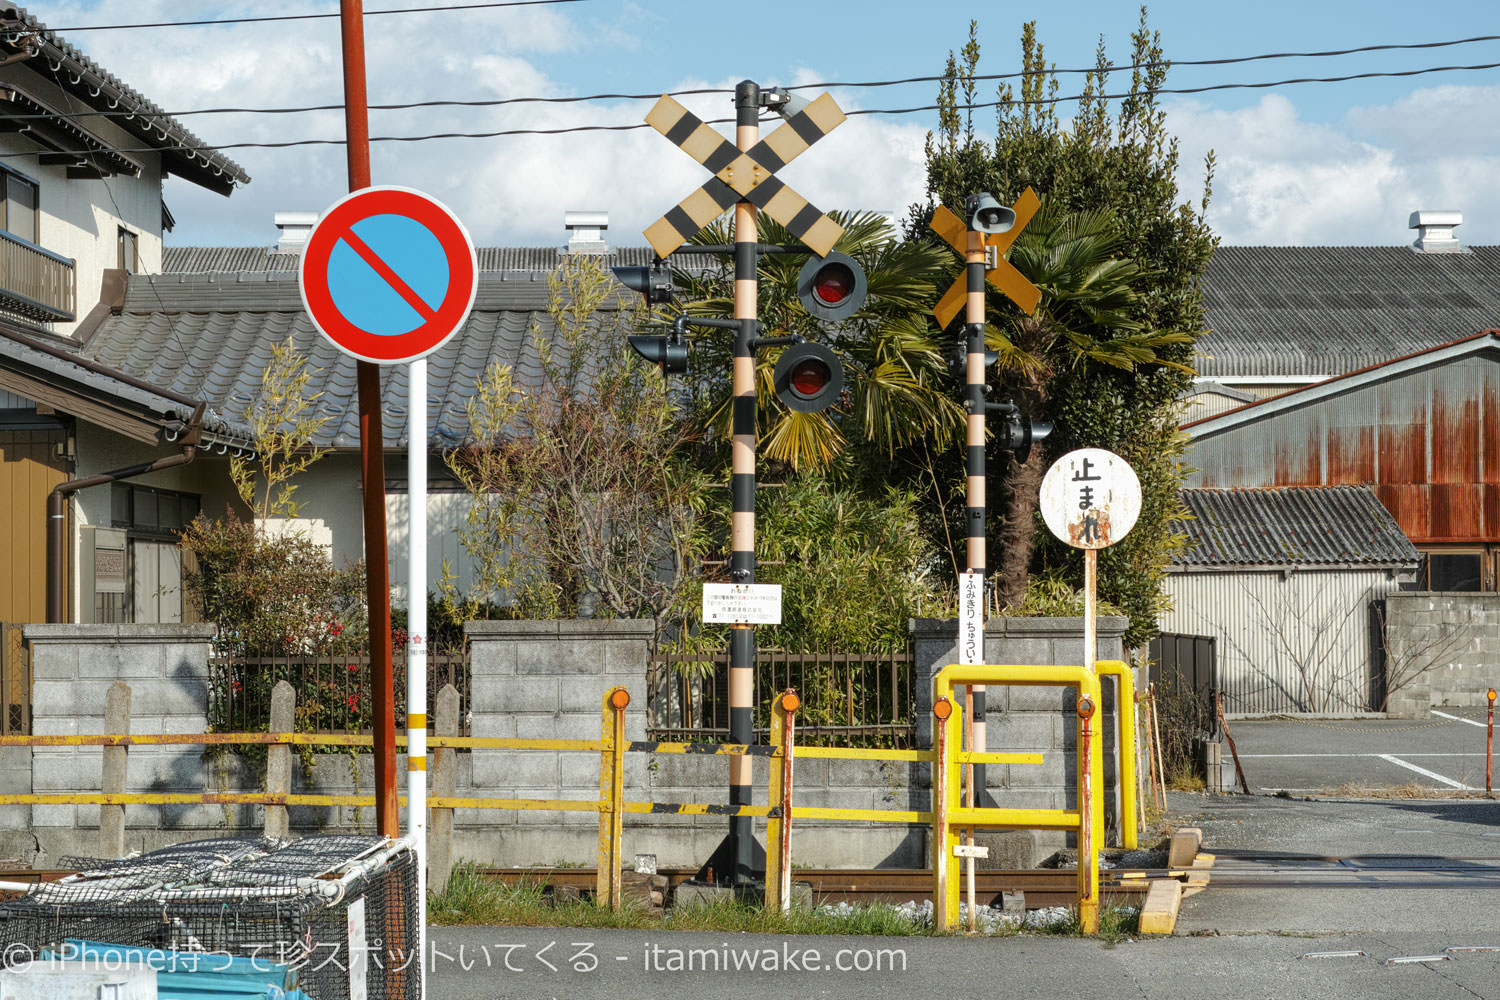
1185;353;1500;547
0;116;164;336
1383;592;1500;718
1161;567;1403;713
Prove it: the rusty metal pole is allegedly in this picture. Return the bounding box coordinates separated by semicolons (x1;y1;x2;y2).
931;696;953;933
339;0;397;837
1488;688;1495;797
1077;694;1098;934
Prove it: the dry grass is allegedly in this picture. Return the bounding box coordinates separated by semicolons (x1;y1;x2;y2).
1318;781;1494;800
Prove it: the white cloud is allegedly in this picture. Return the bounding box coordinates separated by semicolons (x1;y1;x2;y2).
1167;89;1500;246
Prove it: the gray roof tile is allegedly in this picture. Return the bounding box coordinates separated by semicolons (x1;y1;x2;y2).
1174;486;1419;569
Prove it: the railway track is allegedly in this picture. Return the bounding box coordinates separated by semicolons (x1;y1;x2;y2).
481;866;1151;908
1197;851;1500;890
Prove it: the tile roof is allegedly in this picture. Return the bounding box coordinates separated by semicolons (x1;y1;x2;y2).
1174;486;1419;570
161;246;665;274
1198;246;1500;379
1;5;250;194
81;269;625;450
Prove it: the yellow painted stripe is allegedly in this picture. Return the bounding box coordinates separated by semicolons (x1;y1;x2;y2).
681;122;731;166
933;276;967;327
408;757;427;771
987;258;1042;316
794;747;933;762
796;214;843;259
645;216;685;260
929;203;967;253
793;806;932;824
428;796;599;813
408;714;427;728
620;801;778;818
954;751;1044;766
950;806;1081;830
801;92;847;135
644;94;686;136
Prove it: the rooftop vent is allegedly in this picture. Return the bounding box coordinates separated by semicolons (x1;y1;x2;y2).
1409;210;1464;254
273;211;319;253
564;210;608;254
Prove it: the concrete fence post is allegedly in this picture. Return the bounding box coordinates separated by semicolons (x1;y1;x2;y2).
264;680;295;840
100;681;130;859
429;684;459;895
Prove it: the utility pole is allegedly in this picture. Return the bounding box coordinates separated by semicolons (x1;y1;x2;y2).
338;0;397;836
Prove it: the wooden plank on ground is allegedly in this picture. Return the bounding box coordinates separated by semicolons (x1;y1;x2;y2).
1138;879;1183;935
1168;827;1203;868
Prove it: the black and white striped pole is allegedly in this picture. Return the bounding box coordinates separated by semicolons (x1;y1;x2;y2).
635;80;855;887
961;193;1017;807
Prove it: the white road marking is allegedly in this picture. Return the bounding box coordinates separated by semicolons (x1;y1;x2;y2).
1239;752;1485;758
1432;710;1486;728
1377;753;1471;790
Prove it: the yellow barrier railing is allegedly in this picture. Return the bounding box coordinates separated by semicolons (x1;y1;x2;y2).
5;666;1137;923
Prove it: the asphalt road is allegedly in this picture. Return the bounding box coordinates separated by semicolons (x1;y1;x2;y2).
1223;707;1496;793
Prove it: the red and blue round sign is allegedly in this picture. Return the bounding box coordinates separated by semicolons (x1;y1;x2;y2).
299;186;478;364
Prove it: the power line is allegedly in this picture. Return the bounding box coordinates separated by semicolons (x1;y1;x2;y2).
4;32;1499;123
43;0;587;32
3;57;1498;162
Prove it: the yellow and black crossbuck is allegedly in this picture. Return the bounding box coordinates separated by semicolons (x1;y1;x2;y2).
930;187;1043;326
642;92;848;259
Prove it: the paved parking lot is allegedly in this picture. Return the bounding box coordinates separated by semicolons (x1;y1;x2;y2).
1223;707;1496;794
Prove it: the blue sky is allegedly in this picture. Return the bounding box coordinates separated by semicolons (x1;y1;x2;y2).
35;1;1500;248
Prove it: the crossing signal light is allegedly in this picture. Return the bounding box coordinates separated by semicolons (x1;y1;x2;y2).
993;403;1052;464
774;342;844;413
628;333;688;375
797;251;867;322
612;261;675;305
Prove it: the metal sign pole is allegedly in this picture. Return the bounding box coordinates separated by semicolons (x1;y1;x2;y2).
407;357;428;995
338;0;398;839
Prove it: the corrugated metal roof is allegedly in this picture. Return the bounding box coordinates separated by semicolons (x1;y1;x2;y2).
1174;486;1419;569
82;271;614;449
1199;245;1500;379
1;5;250;193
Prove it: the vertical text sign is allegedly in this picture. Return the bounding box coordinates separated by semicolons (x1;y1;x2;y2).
958;570;984;664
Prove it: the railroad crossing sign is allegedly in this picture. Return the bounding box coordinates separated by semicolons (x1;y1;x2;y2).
930;186;1042;326
1040;448;1142;550
299;185;478;365
642;93;847;259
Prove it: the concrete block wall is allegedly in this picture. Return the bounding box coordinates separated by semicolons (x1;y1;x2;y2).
1384;593;1500;718
20;624;217;860
6;616;1134;872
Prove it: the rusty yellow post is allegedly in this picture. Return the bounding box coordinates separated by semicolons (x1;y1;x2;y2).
765;690;799;914
1076;693;1099;933
930;695;955;932
1096;660;1138;849
596;687;629;910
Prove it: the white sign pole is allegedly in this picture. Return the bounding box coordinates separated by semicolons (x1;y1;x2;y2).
407;358;428;994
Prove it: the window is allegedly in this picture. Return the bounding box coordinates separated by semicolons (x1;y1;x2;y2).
1;169;39;244
1410;549;1485;591
117;227;138;273
110;483;200;536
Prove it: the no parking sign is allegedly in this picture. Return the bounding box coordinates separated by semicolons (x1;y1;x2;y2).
298;185;478;364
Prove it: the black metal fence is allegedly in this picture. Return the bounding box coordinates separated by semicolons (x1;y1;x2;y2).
209;649;469;734
648;648;916;747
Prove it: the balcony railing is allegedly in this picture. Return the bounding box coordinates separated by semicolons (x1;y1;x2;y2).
0;229;76;323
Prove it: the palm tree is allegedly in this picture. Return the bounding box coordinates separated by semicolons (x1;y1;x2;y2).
984;200;1193;609
671;211;965;472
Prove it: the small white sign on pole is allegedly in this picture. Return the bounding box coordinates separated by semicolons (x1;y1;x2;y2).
958;570;984;665
702;583;783;625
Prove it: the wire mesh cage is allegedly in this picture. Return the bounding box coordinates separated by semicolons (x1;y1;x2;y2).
0;834;420;1000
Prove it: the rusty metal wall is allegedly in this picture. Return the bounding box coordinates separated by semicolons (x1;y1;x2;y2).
1160;568;1402;713
1186;356;1500;546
